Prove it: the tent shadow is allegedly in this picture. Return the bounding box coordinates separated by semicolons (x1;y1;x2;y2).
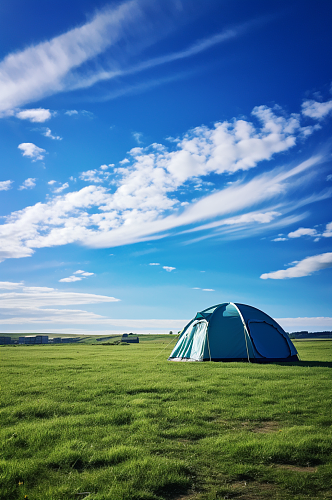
273;361;332;368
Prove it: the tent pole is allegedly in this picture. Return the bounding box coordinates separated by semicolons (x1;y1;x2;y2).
206;329;212;362
243;326;250;363
231;302;251;363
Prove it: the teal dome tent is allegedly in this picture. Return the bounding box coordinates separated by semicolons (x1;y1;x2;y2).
168;303;298;362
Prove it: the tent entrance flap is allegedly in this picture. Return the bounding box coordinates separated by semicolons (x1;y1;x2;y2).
169;319;208;361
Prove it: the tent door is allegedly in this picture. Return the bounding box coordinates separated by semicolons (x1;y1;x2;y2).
247;320;291;358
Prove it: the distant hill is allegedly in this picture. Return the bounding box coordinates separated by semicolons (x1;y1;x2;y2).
288;331;332;339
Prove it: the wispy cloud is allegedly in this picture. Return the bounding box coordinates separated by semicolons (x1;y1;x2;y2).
0;101;330;262
53;182;69;193
0;282;120;328
65;110;78;116
18;143;46;161
0;282;119;306
0;0;149;112
0;281;23;289
60;269;94;282
43;128;62;140
59;275;82;282
74;270;94;276
0;180;13;191
260;252;332;279
133;132;143;144
0;0;260;113
18;178;36;190
276;316;332;331
163;266;176;272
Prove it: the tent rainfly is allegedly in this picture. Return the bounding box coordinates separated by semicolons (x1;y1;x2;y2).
168;302;299;362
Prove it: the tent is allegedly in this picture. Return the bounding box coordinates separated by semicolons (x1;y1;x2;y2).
168;302;298;362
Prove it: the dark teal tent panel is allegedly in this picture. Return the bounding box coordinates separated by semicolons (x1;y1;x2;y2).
235;303;298;359
247;321;291;358
207;304;249;360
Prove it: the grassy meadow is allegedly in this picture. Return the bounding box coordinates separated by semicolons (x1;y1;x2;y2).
1;337;332;500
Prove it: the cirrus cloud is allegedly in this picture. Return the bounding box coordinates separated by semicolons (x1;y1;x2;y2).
260;252;332;279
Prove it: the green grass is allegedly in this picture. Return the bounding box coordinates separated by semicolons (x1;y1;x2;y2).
1;340;332;500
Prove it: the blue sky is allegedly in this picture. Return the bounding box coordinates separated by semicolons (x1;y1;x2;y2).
0;0;332;334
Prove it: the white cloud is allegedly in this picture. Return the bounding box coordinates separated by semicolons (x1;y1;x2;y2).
183;211;281;234
100;164;109;170
302;99;332;120
60;270;94;281
16;108;51;122
53;182;69;193
0;1;150;112
119;158;130;165
163;266;175;272
0;154;326;263
323;222;332;237
80;169;110;183
0;281;23;289
0;99;329;262
133;132;143;144
0;282;121;328
327;174;332;181
48;180;57;185
288;227;318;238
273;237;287;241
149;263;160;266
0;180;13;191
43;128;62;140
59;275;82;282
73;18;262;102
0;283;119;307
65;110;78;116
202;288;214;291
18;178;36;190
18;143;46;161
260;252;332;279
276;316;332;332
1;0;230;113
74;270;94;276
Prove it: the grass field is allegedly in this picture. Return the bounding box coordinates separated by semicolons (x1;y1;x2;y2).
1;338;332;500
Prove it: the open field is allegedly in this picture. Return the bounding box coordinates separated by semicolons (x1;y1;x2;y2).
1;339;332;500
